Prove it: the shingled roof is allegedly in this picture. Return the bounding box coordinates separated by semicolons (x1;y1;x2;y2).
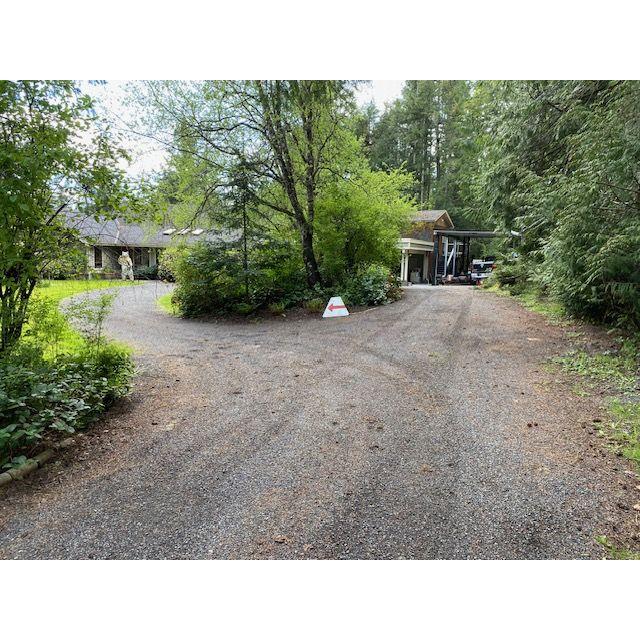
411;210;454;227
65;213;229;248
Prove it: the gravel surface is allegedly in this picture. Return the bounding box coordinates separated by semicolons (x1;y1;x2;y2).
1;283;638;559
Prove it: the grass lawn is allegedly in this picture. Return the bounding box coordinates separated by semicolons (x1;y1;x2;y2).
34;278;139;304
157;292;179;315
25;279;139;357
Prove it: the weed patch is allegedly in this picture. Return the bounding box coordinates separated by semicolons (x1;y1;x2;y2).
483;283;567;323
595;535;640;560
603;398;640;465
552;339;639;394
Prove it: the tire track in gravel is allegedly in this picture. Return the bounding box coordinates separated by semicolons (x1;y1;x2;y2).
1;284;636;559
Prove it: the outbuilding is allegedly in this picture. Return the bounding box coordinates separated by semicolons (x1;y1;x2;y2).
398;210;455;284
398;210;506;284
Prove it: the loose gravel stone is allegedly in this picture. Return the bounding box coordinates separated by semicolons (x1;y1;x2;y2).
0;283;637;559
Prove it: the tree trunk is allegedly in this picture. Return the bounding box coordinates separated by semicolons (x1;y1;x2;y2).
0;279;36;353
242;203;249;301
300;222;321;288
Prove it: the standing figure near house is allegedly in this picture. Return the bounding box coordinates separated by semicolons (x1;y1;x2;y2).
118;250;134;281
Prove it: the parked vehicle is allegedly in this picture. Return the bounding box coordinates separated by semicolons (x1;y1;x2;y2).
470;257;496;283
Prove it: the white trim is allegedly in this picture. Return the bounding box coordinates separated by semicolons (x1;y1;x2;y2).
400;250;409;282
397;237;434;253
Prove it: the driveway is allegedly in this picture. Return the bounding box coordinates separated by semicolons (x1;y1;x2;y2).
0;283;634;558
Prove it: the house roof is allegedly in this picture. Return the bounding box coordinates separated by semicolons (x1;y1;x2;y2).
411;210;454;228
65;213;228;248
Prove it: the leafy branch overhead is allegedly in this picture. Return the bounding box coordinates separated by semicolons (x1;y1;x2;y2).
0;80;132;351
135;80;361;287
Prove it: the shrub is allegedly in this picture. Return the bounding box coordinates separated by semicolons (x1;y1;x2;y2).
22;296;68;359
315;169;412;283
489;259;531;294
345;264;402;307
0;289;134;467
133;265;158;280
89;342;134;397
268;301;286;315
0;347;133;468
233;302;257;316
304;298;325;312
157;247;183;282
173;238;306;317
41;244;87;280
64;293;116;351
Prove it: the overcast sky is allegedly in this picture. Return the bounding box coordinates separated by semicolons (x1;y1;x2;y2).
356;80;404;108
85;80;405;176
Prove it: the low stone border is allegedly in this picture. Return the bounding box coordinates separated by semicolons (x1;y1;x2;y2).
0;437;76;488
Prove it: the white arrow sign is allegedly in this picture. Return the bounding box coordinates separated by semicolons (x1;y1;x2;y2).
323;296;349;318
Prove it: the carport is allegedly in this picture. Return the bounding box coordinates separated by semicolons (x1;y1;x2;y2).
431;229;508;284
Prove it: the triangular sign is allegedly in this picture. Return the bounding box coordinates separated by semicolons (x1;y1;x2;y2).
323;296;349;318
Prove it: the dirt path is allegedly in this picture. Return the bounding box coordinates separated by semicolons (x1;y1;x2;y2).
0;284;637;559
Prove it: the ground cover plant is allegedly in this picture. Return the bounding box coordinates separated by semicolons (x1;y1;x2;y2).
0;282;135;469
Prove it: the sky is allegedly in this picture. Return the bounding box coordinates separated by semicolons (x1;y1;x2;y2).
356;80;404;108
85;80;405;177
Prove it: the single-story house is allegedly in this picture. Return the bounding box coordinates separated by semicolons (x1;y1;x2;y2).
65;213;219;276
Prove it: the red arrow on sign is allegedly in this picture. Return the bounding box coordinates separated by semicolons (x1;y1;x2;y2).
328;303;346;311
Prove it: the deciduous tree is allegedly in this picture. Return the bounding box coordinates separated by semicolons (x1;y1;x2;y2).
0;80;129;352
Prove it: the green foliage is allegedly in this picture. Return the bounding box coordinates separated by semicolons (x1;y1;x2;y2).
489;259;530;292
0;349;132;468
315;168;413;283
368;80;640;328
90;342;134;393
41;244;87;280
0;283;134;466
596;535;640;560
137;81;413;313
133;265;159;280
156;293;178;315
344;264;402;307
303;298;325;313
0;80;130;353
22;297;69;359
157;247;182;282
19;281;135;358
553;339;639;394
172;237;306;317
233;302;257;316
267;301;287;315
512;290;566;323
34;279;137;305
64;293;117;353
135;80;359;289
467;81;640;328
605;398;640;466
365;80;477;225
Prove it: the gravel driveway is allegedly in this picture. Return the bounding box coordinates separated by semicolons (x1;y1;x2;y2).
0;283;635;559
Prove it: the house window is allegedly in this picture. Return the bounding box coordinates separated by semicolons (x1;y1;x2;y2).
131;247;150;267
94;247;103;268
